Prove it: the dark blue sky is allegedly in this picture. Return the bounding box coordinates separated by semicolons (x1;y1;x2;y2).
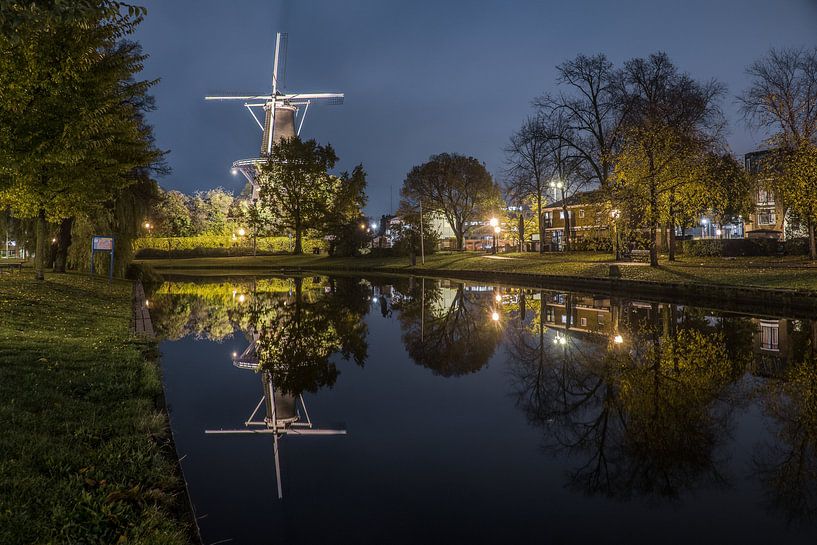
135;0;817;215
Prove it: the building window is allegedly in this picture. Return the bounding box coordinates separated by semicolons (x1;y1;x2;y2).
757;189;774;205
757;208;776;226
546;308;554;323
561;314;567;324
760;321;779;351
598;313;605;325
580;317;587;327
578;209;585;219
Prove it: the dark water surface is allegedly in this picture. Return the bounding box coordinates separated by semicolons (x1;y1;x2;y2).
151;274;817;545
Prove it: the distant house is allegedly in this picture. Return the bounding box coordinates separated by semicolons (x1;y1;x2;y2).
743;150;788;239
538;189;611;251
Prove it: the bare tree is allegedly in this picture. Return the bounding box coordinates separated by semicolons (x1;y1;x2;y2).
739;47;817;146
504;115;550;253
535;54;629;192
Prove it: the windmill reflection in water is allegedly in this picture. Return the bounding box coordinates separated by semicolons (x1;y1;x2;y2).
204;333;347;499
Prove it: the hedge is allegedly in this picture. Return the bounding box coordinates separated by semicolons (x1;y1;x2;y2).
679;238;808;257
133;236;327;258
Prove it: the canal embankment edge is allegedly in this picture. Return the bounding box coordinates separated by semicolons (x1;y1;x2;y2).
133;281;203;545
148;263;817;319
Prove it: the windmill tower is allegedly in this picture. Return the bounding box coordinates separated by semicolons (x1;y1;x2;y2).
206;33;344;200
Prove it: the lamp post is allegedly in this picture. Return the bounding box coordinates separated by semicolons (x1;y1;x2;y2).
701;217;708;239
549;179;566;250
610;209;621;261
144;221;153;237
489;217;499;254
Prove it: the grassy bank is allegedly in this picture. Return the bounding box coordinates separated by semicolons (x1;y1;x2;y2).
0;272;192;544
136;251;817;291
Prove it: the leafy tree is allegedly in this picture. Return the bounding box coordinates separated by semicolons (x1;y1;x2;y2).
152;190;193;236
401;153;501;250
258;136;338;254
613;53;724;266
740;47;817;258
0;5;162;279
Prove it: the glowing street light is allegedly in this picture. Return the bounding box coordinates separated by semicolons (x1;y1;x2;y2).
370;222;378;231
495;294;502;302
491;311;500;322
238;294;246;303
231;168;238;176
613;334;623;344
237;228;246;237
489;217;499;228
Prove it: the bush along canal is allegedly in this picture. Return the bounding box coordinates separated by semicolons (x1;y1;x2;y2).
149;272;817;544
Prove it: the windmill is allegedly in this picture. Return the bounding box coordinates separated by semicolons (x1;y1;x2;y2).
206;32;344;200
205;333;347;499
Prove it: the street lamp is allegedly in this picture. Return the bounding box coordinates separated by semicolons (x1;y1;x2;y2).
610;209;621;260
491;311;500;322
493;226;501;254
488;217;499;254
238;227;246;237
613;334;623;344
231;168;238;176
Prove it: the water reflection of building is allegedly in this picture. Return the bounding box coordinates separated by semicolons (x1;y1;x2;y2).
751;318;791;378
205;335;346;499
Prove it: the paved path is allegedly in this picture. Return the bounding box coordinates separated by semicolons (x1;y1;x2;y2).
132;282;154;338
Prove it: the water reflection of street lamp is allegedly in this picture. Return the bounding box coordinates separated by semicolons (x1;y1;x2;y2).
491;311;500;322
613;334;623;345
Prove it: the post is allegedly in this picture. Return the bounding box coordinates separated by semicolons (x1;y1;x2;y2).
419;199;425;265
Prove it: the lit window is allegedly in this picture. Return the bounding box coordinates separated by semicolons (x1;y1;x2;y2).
561;315;567;324
757;208;776;226
580;317;587;326
760;321;779;351
578;209;585;219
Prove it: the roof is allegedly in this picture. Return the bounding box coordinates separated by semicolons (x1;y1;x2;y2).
544;188;607;210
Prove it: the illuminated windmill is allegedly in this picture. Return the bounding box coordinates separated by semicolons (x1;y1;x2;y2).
205;333;346;499
205;32;344;200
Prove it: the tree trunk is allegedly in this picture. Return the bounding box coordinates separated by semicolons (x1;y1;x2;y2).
649;186;658;267
34;209;47;281
455;226;464;251
518;213;525;253
537;195;544;255
809;219;816;261
293;214;303;255
667;220;676;262
562;204;570;251
53;217;73;273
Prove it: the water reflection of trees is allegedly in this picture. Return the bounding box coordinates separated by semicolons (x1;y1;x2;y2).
150;276;369;394
256;276;368;394
507;295;747;500
398;280;503;377
754;322;817;523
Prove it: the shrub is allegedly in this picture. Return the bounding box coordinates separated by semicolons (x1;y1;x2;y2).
681;238;785;257
133;236;327;258
571;236;613;252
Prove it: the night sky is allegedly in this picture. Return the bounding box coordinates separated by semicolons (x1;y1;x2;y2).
135;0;817;215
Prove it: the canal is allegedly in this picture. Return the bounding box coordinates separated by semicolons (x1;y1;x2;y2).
149;274;817;544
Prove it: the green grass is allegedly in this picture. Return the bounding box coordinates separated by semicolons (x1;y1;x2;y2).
0;272;192;545
137;251;817;292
